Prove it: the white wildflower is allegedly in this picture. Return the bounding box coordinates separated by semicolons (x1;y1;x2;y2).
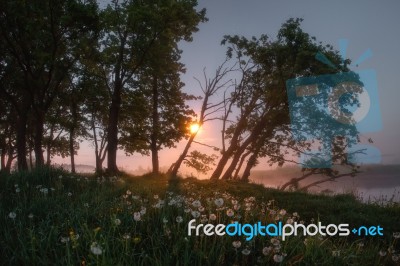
90;242;102;255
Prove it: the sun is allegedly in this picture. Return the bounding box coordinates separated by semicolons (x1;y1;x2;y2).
189;123;200;134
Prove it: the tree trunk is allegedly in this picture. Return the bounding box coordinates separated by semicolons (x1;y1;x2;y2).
70;101;78;174
46;144;51;165
69;129;75;173
210;116;249;180
210;114;268;180
233;151;251;180
0;138;6;172
107;81;121;174
33;110;45;167
241;152;258;182
221;142;251;180
150;75;159;174
169;133;197;178
16;112;28;171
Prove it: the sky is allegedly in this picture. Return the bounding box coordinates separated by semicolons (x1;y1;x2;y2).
58;0;400;174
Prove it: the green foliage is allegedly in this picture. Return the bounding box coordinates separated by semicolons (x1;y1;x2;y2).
183;150;218;175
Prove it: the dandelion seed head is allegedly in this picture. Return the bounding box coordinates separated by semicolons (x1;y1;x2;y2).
262;246;272;256
379;250;387;257
232;240;241;248
8;212;16;219
226;209;234;217
273;254;284;263
90;242;102;255
214;198;224;207
133;212;141;221
241;248;250;255
114;218;121;226
209;214;217;221
191;210;200;219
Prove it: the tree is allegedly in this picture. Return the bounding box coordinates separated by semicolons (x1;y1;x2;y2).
97;0;206;173
119;35;198;174
209;18;360;181
168;61;234;178
0;0;99;169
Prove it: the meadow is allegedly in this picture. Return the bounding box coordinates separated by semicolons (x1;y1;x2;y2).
0;167;399;265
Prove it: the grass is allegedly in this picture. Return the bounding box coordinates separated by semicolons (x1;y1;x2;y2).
0;167;399;265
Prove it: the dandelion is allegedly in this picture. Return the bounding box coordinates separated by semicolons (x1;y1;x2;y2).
379;250;387;256
192;200;201;208
60;236;70;243
67;192;72;197
392;254;399;262
262;246;272;256
293;212;299;217
233;204;240;211
232;240;241;248
184;208;191;213
226;209;234;217
214;198;224;207
393;232;400;239
114;218;121;226
271;238;280;246
40;188;49;195
191;211;200;219
140;206;147;215
176;216;183;223
122;233;131;240
8;212;16;219
153;194;159;200
242;248;251;255
126;189;132;195
209;214;217;221
163;217;168;224
332;250;341;257
273;254;284;263
15;187;21;193
231;199;238;205
198;206;205;212
279;209;287;216
133;212;141;221
200;215;208;223
90;242;102;256
28;213;34;219
286;218;294;224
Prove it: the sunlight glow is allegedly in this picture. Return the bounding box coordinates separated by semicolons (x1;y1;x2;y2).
189;123;200;134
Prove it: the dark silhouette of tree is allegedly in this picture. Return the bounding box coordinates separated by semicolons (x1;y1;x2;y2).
0;0;99;169
96;0;206;174
209;18;360;182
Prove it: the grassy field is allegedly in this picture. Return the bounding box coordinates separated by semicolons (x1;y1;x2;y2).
0;167;399;265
